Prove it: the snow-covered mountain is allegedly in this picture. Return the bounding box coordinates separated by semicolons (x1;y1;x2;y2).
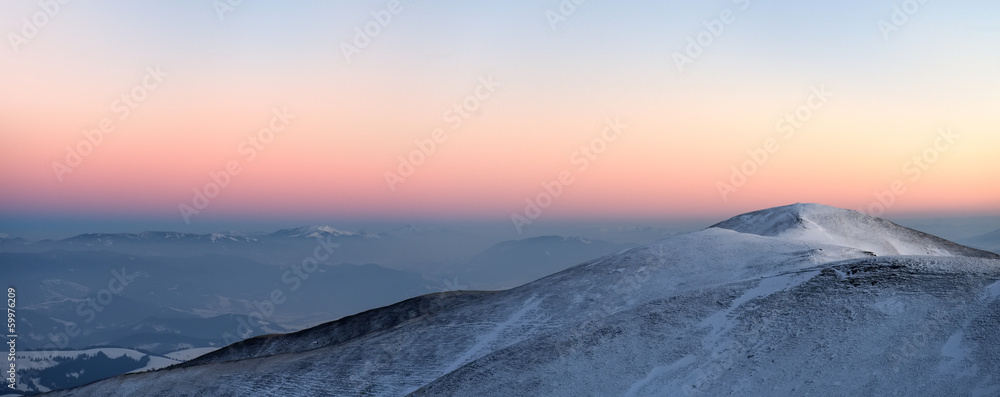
266;225;377;239
4;231;277;263
61;231;259;246
711;203;997;257
39;204;1000;396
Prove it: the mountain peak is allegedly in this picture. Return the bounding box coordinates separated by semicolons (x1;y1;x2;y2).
387;225;427;235
710;203;848;235
711;203;998;258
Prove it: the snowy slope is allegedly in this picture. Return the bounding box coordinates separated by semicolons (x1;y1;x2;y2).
415;255;1000;396
266;225;368;239
44;204;1000;396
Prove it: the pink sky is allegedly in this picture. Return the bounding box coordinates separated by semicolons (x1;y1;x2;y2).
2;1;999;228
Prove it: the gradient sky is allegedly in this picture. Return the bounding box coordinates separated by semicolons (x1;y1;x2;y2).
2;0;999;236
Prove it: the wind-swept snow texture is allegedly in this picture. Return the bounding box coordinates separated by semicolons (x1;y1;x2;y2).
711;203;1000;258
47;204;1000;396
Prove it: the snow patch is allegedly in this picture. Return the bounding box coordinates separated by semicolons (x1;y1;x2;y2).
986;280;1000;300
624;355;697;397
872;297;906;316
938;331;978;377
700;271;820;347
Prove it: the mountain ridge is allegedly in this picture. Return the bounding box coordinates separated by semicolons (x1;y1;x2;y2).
38;204;1000;396
711;203;999;259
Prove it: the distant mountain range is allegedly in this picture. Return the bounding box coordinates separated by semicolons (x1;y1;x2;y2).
3;248;438;395
6;250;436;349
8;224;455;245
266;225;381;239
0;225;488;269
961;228;1000;254
457;236;635;289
